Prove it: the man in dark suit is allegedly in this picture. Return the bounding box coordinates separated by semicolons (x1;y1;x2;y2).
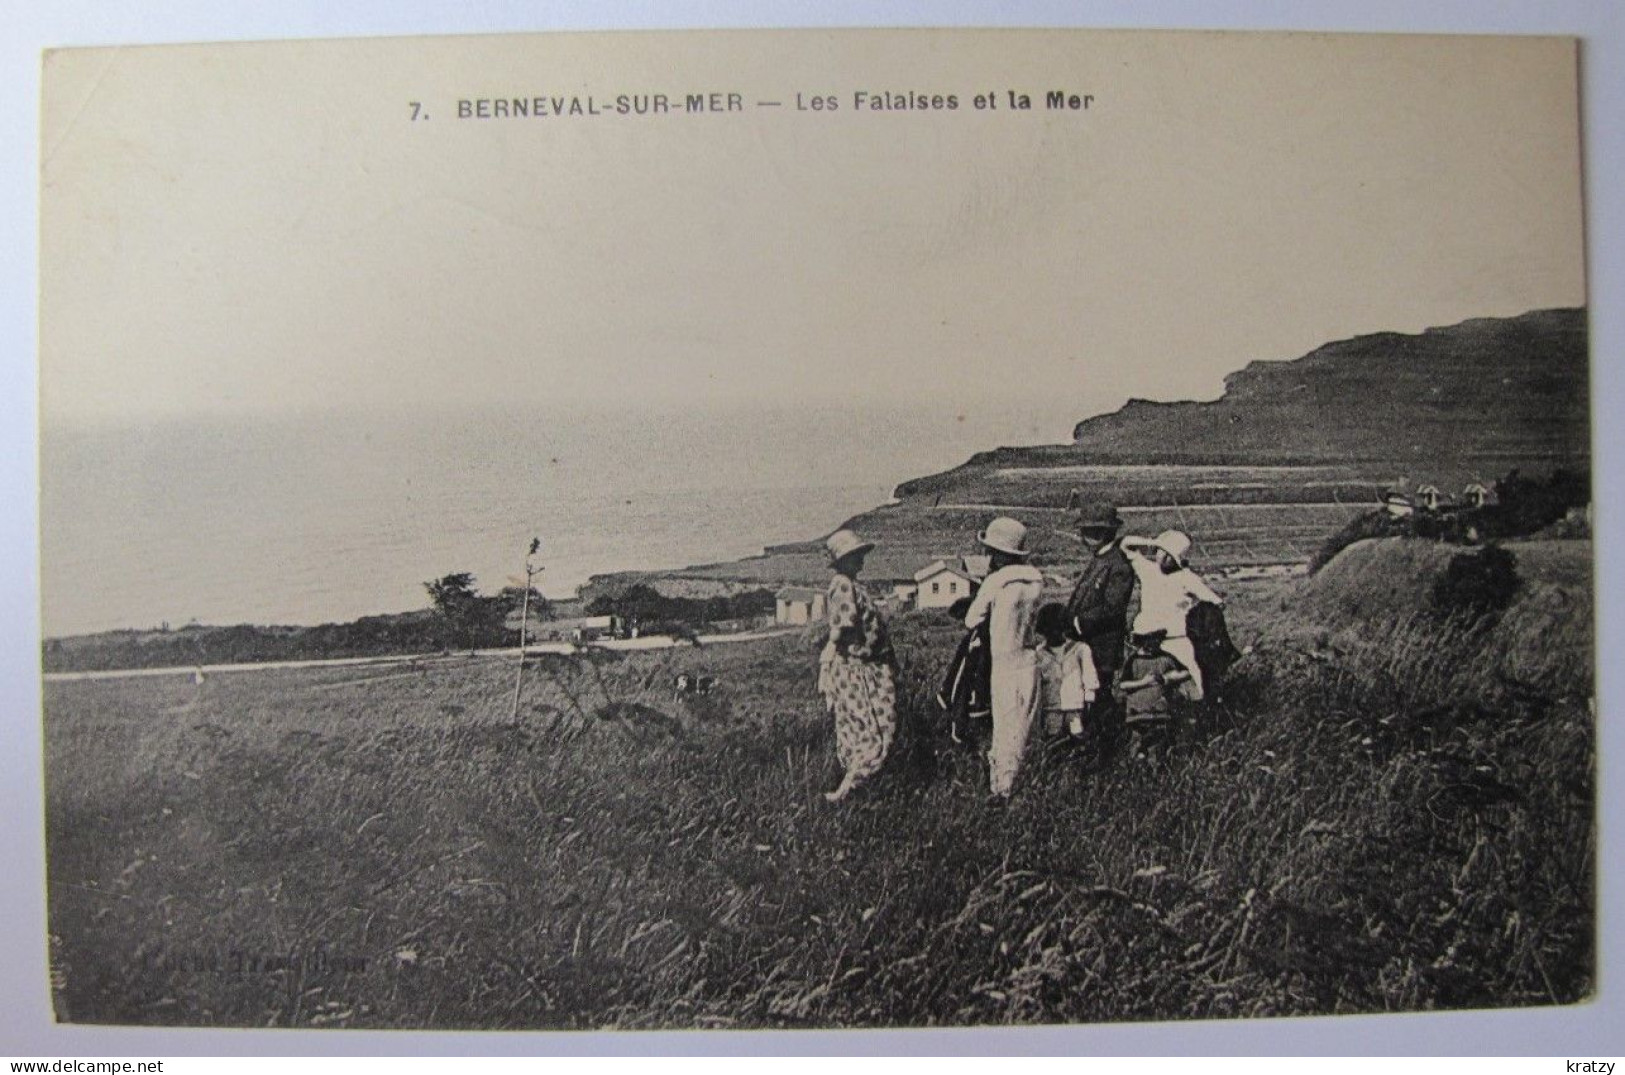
1064;502;1137;750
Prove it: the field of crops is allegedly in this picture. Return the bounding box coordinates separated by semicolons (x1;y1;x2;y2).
43;540;1593;1029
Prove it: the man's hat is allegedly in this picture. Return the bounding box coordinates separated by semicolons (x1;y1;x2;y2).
979;517;1031;557
1076;502;1123;532
825;529;874;563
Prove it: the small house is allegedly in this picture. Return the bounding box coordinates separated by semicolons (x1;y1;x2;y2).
776;586;827;626
838;551;921;610
1382;490;1415;518
535;614;619;643
914;559;977;610
574;615;617;642
1416;484;1444;512
1463;482;1499;509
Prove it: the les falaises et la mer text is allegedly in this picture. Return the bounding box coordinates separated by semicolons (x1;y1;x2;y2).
448;88;1095;119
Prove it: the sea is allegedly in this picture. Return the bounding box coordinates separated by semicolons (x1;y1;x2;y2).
40;400;1083;638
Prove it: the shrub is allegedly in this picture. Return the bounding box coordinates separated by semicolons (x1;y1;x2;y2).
1431;545;1520;624
1482;467;1590;539
587;584;775;628
424;572;512;650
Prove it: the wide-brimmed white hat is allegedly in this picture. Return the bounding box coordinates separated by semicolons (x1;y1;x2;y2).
1152;529;1192;565
825;529;875;564
979;517;1031;557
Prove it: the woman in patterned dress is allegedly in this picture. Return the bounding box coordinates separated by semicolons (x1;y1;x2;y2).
816;529;899;802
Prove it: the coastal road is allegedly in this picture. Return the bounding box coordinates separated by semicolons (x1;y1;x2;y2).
42;627;802;683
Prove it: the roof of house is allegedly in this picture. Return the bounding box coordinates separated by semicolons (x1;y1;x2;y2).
914;559;975;585
853;552;925;584
777;586;825;601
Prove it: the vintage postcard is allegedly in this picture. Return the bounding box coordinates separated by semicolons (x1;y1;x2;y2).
39;28;1591;1030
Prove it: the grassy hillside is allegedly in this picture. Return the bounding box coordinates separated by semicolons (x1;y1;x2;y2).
44;538;1593;1028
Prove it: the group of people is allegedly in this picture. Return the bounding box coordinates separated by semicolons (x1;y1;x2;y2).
815;504;1239;803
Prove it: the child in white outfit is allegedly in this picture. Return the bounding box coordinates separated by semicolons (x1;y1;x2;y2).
1120;530;1222;701
1034;603;1100;738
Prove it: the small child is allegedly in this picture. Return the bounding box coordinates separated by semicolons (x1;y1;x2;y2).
1034;603;1100;739
1116;629;1194;762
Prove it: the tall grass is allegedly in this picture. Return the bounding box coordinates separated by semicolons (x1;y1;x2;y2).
43;543;1593;1028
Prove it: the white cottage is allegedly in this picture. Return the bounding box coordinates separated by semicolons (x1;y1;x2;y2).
776;586;828;626
913;559;977;610
889;581;920;607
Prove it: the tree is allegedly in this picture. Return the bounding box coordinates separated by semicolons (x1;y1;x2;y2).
1482;466;1590;538
586;584;776;630
497;586;550;622
425;572;503;650
588;583;673;623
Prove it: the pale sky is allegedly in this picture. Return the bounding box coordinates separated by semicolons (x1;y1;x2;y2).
41;29;1586;430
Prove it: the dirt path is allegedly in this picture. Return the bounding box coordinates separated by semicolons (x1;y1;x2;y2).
42;627;800;683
